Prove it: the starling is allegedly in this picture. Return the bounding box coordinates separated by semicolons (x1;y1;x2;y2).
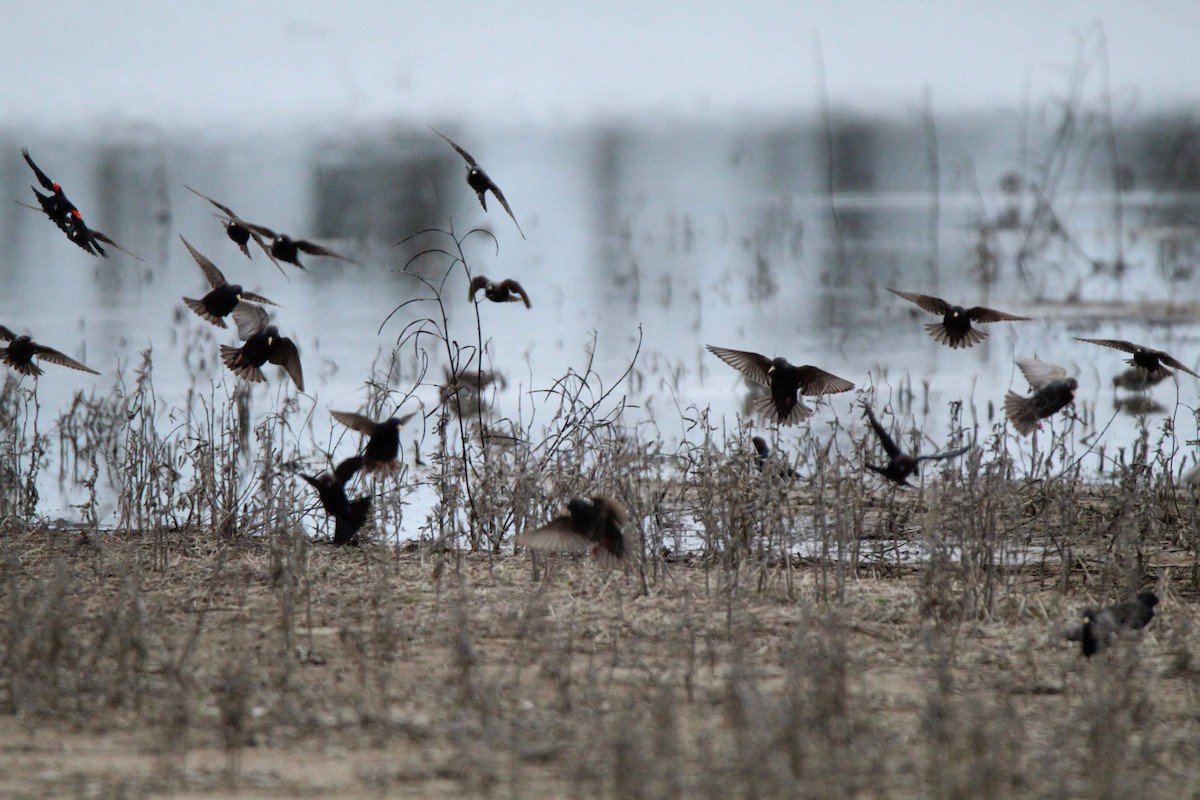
20;149;139;259
219;302;304;391
239;222;359;270
1064;591;1159;657
1074;338;1200;380
706;345;854;426
430;126;526;239
1003;358;1077;437
179;235;275;328
1112;366;1171;392
469;275;531;308
517;495;629;569
184;185;280;268
751;436;798;479
300;456;370;545
888;288;1029;349
330;410;418;472
862;404;969;486
0;326;99;377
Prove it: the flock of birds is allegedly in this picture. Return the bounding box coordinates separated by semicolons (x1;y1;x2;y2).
4;133;1178;656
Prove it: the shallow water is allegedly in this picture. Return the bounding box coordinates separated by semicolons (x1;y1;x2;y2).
3;117;1200;528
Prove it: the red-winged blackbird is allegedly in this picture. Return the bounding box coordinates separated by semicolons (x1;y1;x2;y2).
0;325;98;377
1064;591;1159;657
468;275;531;308
861;404;969;486
20;149;139;260
1075;338;1200;380
184;185;280;270
219;302;304;391
179;235;275;328
430;127;526;239
330;410;418;472
300;456;370;545
707;345;854;426
517;495;629;569
889;288;1029;349
1004;358;1077;437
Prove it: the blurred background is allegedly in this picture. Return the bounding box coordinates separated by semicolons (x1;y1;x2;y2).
3;0;1200;518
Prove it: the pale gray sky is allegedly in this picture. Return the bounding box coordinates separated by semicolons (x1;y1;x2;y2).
1;0;1196;129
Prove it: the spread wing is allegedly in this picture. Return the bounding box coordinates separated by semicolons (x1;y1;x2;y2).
498;278;531;308
1015;357;1068;390
517;515;594;553
430;126;479;166
231;301;270;340
295;239;358;263
331;410;378;436
89;230;143;262
469;275;490;301
30;344;99;375
888;288;950;316
333;455;364;484
796;366;855;396
706;345;773;387
185;185;239;219
179;234;225;288
967;306;1030;323
1157;352;1200;379
863;406;901;459
488;184;526;240
242;221;278;239
914;444;971;463
21;149;56;192
238;290;276;306
267;337;304;392
0;326;15;343
1074;338;1138;355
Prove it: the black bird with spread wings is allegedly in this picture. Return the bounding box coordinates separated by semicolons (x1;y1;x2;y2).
184;185;279;268
1004;358;1077;437
707;345;854;426
179;235;275;328
861;404;969;486
300;456;371;546
431;126;526;239
1064;591;1159;658
330;410;419;472
517;495;629;569
1074;338;1200;381
219;302;304;391
0;326;99;377
239;223;359;270
469;275;531;308
889;288;1029;349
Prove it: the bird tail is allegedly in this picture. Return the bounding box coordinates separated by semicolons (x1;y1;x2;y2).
925;323;986;349
183;296;227;328
0;349;42;376
220;345;265;383
1003;391;1039;436
333;497;372;545
754;393;812;426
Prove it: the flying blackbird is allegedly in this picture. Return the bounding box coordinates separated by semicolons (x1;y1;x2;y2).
861;404;969;486
431;126;526;239
184;185;279;268
888;288;1029;349
179;235;275;328
301;456;371;545
1064;591;1159;657
239;223;358;270
330;410;418;472
20;149;139;260
1074;338;1200;380
0;326;99;377
517;495;629;569
219;302;304;391
706;345;854;426
469;275;531;308
1004;358;1077;437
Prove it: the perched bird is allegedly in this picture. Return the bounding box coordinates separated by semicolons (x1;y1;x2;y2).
1112;366;1171;392
178;235;275;328
1064;591;1159;658
517;495;629;569
706;345;854;426
238;223;358;270
300;456;370;545
184;185;278;267
430;126;526;239
330;410;418;472
469;275;531;308
861;404;969;486
20;149;139;260
1004;358;1077;437
751;436;798;479
219;302;304;391
0;325;99;377
1074;338;1200;380
888;288;1029;349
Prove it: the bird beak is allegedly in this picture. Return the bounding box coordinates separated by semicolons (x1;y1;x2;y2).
767;365;776;374
267;336;274;346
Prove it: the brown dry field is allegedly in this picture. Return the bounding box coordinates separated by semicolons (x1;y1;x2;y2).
2;523;1199;799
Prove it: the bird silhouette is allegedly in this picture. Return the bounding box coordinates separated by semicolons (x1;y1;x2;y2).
431;126;526;239
517;495;629;569
707;345;854;425
179;235;275;328
219;302;304;391
0;326;99;377
861;404;969;486
889;288;1029;349
1004;358;1077;436
1075;338;1199;380
469;275;531;308
1064;591;1159;657
300;456;371;545
330;410;418;472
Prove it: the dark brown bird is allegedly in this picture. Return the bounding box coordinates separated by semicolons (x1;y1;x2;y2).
184;185;280;269
888;288;1029;349
469;275;531;308
1074;338;1200;380
1004;358;1077;437
1064;591;1159;658
751;436;798;479
239;223;358;270
330;410;418;472
430;126;526;239
1112;366;1171;392
179;235;275;328
300;456;370;546
0;325;98;377
517;495;629;569
219;302;304;391
862;404;969;486
707;345;854;426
